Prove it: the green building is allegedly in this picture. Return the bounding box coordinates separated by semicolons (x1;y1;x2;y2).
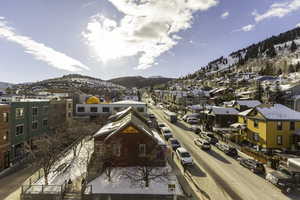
9;99;49;164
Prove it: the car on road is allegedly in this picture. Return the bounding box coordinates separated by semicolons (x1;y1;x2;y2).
176;147;193;166
239;158;265;174
266;166;300;194
201;132;218;145
161;127;173;141
191;125;201;134
186;117;200;124
168;138;181;151
194;138;211;150
158;122;167;130
216;143;238;157
182;113;201;122
148;113;156;120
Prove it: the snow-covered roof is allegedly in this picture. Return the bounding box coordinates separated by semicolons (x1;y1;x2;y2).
17;99;50;102
86;166;183;195
256;104;300;121
238;108;253;116
112;100;145;105
235;100;261;108
210;106;239;115
280;84;293;91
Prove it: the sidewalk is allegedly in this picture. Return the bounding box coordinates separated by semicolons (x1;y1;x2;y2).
0;165;37;200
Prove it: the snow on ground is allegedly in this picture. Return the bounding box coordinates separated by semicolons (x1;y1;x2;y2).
25;138;94;193
86;166;183;196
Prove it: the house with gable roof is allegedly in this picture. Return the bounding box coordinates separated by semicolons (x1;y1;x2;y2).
241;104;300;150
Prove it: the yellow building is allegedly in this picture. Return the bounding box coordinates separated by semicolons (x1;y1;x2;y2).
240;104;300;150
86;96;100;104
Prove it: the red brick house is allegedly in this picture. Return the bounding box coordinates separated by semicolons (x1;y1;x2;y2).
0;104;10;171
92;107;166;168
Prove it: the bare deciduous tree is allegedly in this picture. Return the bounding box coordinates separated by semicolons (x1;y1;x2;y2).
121;146;170;188
122;164;170;188
26;134;65;185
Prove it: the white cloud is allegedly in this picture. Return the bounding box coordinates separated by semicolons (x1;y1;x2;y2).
253;0;300;22
82;0;218;70
297;23;300;27
0;17;88;72
221;11;229;19
235;24;255;32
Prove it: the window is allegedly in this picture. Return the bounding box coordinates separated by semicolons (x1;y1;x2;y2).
3;112;8;122
16;108;24;118
77;107;85;112
290;121;295;130
90;107;98;113
139;144;146;157
68;103;72;109
43;106;48;113
113;144;121;157
243;118;247;124
277;121;283;130
277;135;283;145
32;121;38;130
3;131;8;141
253;133;259;141
32;107;38;116
254;120;259;128
102;107;110;113
137;107;144;113
68;112;72;118
43;119;48;128
16;125;24;136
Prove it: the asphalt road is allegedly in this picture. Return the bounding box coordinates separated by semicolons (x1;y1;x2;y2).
150;106;299;200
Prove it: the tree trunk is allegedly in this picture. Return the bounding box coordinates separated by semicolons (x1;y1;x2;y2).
44;169;49;185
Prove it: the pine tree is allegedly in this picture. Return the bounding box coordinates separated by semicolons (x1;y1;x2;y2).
254;81;263;102
266;46;277;58
291;41;297;52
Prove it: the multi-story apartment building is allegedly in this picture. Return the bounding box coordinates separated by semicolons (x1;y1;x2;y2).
0;104;10;171
9;99;49;164
48;99;73;130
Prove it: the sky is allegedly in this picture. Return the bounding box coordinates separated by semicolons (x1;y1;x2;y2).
0;0;300;83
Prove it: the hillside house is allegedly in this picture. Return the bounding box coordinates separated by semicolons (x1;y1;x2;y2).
207;106;239;131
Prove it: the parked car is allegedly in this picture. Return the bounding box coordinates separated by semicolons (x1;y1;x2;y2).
176;147;193;166
239;158;265;174
161;127;173;141
194;138;211;150
216;143;238;157
168;138;181;151
191;125;201;134
187;117;200;124
201;132;218;145
158;123;167;130
148;113;156;120
182;113;201;122
266;166;300;194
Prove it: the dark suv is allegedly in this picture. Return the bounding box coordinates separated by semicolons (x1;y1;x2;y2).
216;143;238;157
239;158;265;174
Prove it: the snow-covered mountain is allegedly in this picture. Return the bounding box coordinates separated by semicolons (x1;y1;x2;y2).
187;27;300;79
0;82;13;90
15;74;126;93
